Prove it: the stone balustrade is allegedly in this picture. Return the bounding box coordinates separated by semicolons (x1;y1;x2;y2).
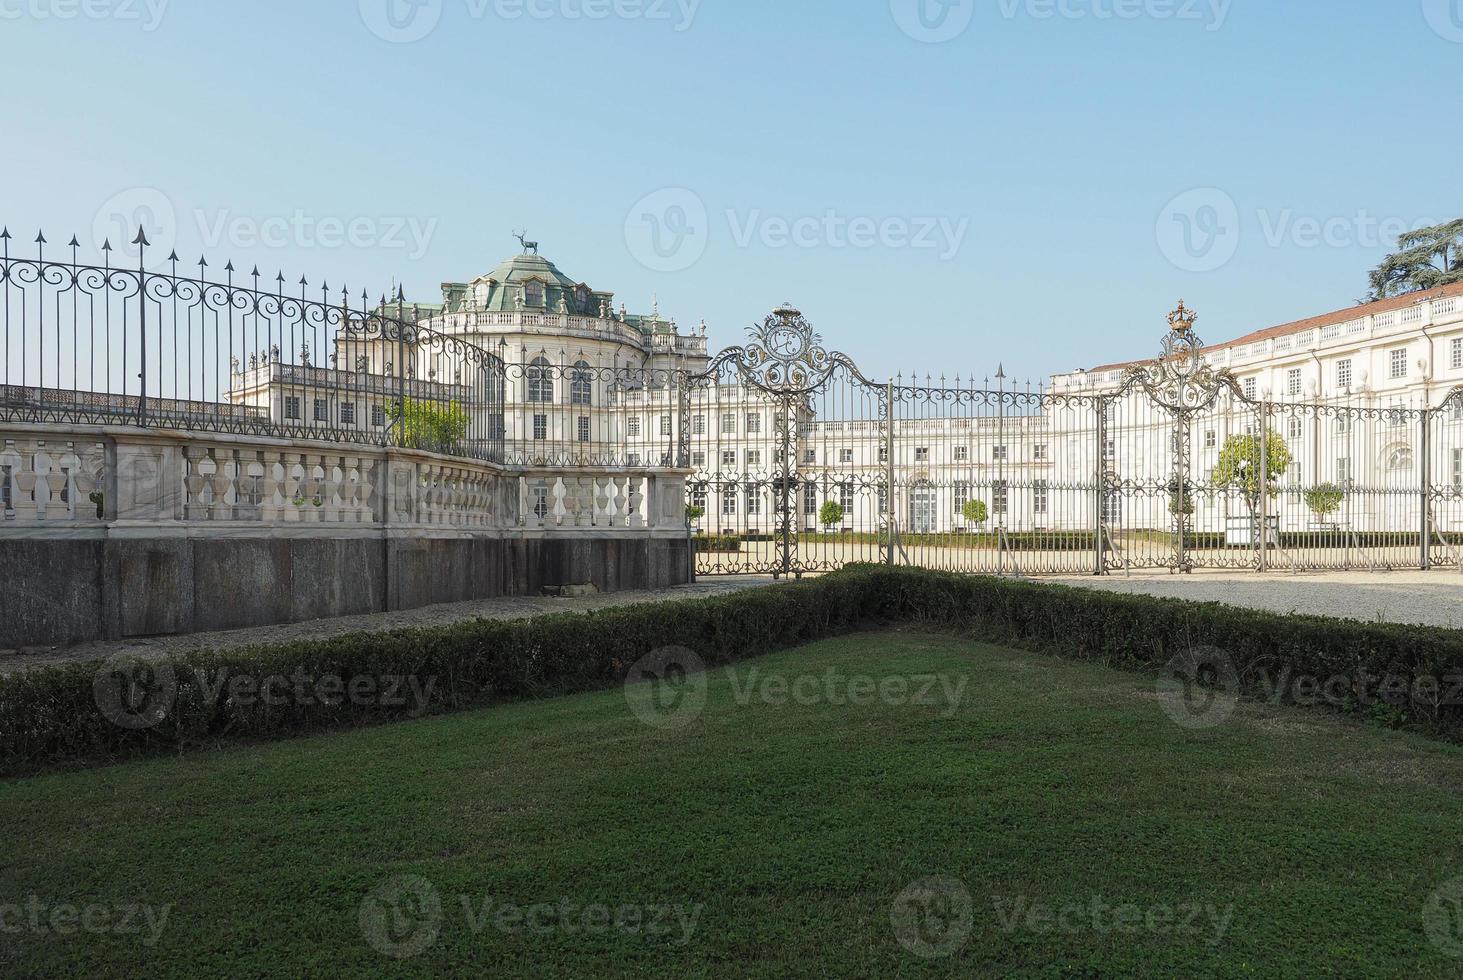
0;424;692;648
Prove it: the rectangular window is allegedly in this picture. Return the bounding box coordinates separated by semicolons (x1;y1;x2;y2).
953;445;969;462
577;416;590;442
284;396;301;420
1454;449;1463;489
1287;417;1302;440
1390;348;1408;380
803;448;816;464
628;416;642;437
1337;457;1352;486
721;450;737;468
1033;480;1049;515
993;445;1008;461
838;485;854;514
1204;430;1216;449
692;451;706;468
992;480;1008;515
690;486;707;514
803;485;817;515
340;402;356;425
692;414;706;435
313;399;328;422
533;414;548;440
1337;359;1352;389
722;489;737;516
660;415;672;436
1287;368;1302;397
628;452;642;467
1242;378;1257;400
747;450;762;467
746;413;761;433
1453;338;1463;371
915;447;930;462
721;413;736;434
953;483;969;514
1033;444;1048;461
840;448;854;463
371;404;386;427
747;492;761;517
878;446;889;463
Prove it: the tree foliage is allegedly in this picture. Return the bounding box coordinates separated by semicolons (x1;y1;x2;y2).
1304;483;1345;519
1211;431;1292;515
389;398;470;454
1366;219;1463;301
961;499;989;526
818;500;845;528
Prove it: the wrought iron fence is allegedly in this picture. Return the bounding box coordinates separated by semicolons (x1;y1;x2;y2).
0;228;505;461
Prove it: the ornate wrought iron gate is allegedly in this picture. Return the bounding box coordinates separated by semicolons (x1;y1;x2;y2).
682;305;888;577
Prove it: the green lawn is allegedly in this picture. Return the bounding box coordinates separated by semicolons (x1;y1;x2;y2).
2;631;1462;977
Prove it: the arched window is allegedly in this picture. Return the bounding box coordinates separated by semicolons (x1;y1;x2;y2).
527;356;554;404
570;361;593;405
524;280;545;307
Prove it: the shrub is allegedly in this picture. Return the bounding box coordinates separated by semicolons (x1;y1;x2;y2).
4;566;1462;776
693;534;742;553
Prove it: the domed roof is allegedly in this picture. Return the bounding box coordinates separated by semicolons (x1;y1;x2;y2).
481;250;577;289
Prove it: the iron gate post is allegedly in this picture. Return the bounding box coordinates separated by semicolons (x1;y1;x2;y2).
1258;398;1269;573
885;379;895;566
135;227;148;427
1421;407;1432;570
779;393;792;579
1094;395;1107;575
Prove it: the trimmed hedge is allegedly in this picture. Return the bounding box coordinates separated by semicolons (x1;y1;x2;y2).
693;533;743;553
3;565;1463;777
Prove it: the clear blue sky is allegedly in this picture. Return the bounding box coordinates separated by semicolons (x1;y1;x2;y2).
2;0;1458;384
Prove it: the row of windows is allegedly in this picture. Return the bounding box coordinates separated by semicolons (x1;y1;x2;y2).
282;397;386;427
1249;344;1443;399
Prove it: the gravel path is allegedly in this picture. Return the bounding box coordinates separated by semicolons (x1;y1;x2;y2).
0;576;777;675
1042;569;1463;630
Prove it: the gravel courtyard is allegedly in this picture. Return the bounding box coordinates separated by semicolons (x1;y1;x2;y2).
1044;568;1463;630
